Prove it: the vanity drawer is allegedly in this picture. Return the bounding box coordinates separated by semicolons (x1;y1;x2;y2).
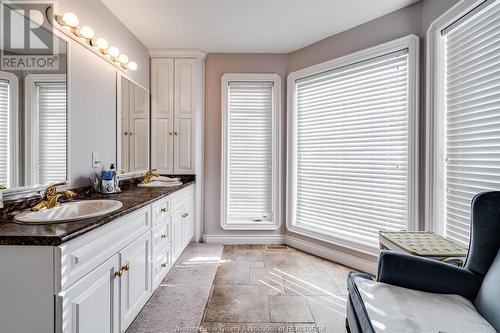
171;185;193;212
152;247;171;289
152;196;170;226
152;221;170;254
56;206;152;292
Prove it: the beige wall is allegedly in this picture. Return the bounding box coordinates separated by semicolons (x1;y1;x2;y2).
204;53;288;236
203;0;459;260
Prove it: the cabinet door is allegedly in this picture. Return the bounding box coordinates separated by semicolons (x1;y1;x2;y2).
151;59;174;174
129;84;150;172
119;232;152;332
171;210;184;263
57;255;120;333
174;59;195;174
120;78;130;174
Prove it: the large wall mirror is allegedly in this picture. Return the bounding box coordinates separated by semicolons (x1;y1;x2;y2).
118;75;150;176
0;3;68;191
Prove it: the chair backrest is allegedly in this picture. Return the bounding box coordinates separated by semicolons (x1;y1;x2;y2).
464;191;500;331
464;191;500;276
474;250;500;331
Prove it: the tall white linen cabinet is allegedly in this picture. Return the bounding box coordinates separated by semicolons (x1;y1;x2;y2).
150;50;206;242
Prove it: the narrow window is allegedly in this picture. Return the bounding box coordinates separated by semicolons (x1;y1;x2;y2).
221;74;281;230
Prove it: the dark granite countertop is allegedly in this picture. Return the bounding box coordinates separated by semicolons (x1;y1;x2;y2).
0;175;195;246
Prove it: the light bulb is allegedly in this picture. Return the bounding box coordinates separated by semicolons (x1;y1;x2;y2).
127;61;138;71
107;46;120;59
59;12;79;27
91;37;108;51
118;54;129;65
76;26;94;39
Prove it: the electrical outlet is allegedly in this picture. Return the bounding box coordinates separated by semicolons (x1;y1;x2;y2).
92;152;101;168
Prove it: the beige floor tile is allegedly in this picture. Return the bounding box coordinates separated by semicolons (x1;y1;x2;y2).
249;267;286;295
236;248;264;262
307;295;348;333
214;261;250;285
268;295;314;323
280;267;342;297
204;285;271;322
250;261;265;268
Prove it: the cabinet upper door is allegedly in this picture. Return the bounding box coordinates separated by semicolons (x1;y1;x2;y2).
129;84;150;172
119;231;152;332
151;59;174;174
174;59;196;174
57;254;120;333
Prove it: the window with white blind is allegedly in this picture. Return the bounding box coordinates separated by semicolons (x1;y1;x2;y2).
0;72;18;189
221;74;281;230
428;0;500;246
26;75;67;185
287;36;419;254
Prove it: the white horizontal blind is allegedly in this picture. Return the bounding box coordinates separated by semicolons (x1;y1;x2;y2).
294;50;410;249
37;82;67;184
443;0;500;245
0;79;9;187
226;82;274;225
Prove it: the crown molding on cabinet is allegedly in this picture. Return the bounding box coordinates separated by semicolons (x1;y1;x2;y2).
148;49;208;60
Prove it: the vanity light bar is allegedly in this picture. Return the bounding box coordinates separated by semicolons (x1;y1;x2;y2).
54;12;138;71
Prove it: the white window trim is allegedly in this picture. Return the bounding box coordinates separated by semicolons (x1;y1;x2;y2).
425;0;487;235
286;35;420;255
0;71;19;188
221;73;282;230
24;74;67;186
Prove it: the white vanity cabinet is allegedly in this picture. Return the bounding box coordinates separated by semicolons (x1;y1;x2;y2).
0;184;194;333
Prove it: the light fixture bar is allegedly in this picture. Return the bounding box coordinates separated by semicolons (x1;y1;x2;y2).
53;11;138;71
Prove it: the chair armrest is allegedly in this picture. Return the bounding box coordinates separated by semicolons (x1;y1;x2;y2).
377;251;482;300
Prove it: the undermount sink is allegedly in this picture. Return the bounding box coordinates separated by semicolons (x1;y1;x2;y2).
14;200;123;224
137;181;182;188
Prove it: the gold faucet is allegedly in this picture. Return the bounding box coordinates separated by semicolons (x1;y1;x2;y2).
140;169;160;184
32;182;77;211
0;184;6;190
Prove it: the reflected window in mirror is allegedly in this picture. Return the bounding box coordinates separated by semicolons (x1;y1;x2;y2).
25;75;67;185
0;72;18;188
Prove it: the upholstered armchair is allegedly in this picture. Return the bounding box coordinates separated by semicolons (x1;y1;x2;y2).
346;191;500;333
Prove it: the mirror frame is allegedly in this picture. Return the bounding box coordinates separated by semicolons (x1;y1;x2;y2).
116;73;151;180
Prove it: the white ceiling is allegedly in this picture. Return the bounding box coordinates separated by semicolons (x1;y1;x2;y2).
102;0;419;53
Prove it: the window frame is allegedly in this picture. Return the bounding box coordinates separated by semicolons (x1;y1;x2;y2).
425;0;491;236
0;71;19;188
24;74;68;186
286;35;420;254
221;73;282;230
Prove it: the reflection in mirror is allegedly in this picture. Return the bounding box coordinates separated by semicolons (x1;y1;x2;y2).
119;75;149;176
0;3;68;191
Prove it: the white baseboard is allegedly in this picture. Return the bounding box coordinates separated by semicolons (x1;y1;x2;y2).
285;236;377;275
201;233;377;274
202;233;286;245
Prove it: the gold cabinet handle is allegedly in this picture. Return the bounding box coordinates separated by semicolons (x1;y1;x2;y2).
129;132;133;136
168;132;173;136
114;269;123;278
173;131;178;135
122;264;130;271
124;131;129;135
161;262;167;268
182;212;189;218
161;208;168;213
161;234;167;239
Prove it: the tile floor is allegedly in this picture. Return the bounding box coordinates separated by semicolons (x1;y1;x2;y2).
127;244;354;333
